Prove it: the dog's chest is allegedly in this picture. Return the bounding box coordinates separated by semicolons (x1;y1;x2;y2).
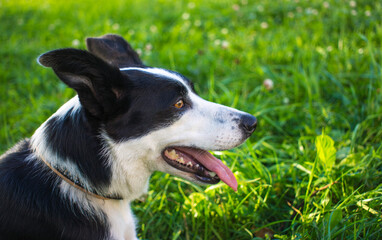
101;200;138;240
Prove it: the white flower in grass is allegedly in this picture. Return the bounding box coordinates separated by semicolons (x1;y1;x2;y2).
323;2;330;9
221;40;229;49
365;10;371;16
145;44;152;51
214;39;221;46
349;1;356;7
221;28;229;35
72;39;80;47
263;79;274;90
182;13;190;20
283;97;290;104
150;25;157;33
358;48;364;54
351;10;357;16
112;23;120;31
260;22;269;29
257;5;264;12
326;46;333;52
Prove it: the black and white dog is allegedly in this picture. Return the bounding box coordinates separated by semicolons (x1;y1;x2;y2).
0;34;257;240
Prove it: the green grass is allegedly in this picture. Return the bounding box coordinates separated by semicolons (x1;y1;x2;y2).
1;0;381;239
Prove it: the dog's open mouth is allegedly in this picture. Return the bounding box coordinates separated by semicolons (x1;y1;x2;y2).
161;147;238;191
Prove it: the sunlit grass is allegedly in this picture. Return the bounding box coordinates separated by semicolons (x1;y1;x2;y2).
1;0;381;239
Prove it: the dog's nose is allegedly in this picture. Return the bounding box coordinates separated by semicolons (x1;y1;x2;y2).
240;114;257;135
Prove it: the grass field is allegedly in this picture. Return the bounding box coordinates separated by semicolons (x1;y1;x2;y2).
1;0;381;239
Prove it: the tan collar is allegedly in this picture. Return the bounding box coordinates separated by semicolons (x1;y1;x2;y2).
39;154;122;200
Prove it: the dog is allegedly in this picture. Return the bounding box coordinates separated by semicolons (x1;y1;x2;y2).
0;34;257;240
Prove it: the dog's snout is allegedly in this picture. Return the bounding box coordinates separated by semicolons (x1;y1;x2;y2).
240;114;257;135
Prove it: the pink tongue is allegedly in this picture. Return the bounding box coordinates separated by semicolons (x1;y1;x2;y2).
176;147;238;191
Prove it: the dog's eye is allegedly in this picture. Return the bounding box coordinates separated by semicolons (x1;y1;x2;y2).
174;99;184;109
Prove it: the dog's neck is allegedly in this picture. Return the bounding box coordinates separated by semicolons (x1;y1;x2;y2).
30;96;151;201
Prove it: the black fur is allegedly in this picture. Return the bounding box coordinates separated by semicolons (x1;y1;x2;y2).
44;107;113;191
105;69;191;140
0;140;110;240
86;34;144;68
38;48;129;119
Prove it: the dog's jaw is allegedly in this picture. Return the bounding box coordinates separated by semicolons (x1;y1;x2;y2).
100;67;255;194
103;92;253;194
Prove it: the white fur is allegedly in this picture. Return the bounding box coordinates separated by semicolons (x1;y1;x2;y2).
53;95;82;119
101;132;151;201
119;67;189;87
100;199;138;240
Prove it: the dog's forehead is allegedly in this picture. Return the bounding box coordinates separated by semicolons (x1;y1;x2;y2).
120;67;192;90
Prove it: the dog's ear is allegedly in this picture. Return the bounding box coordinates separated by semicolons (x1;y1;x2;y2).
86;34;144;68
38;48;127;119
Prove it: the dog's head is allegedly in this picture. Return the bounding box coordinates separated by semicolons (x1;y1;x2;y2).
38;34;256;195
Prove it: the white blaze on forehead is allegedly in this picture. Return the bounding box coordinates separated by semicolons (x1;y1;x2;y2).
119;67;191;90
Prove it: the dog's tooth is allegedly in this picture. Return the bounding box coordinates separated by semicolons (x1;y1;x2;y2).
173;151;179;158
177;157;185;164
167;149;179;160
186;162;193;168
208;172;216;177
